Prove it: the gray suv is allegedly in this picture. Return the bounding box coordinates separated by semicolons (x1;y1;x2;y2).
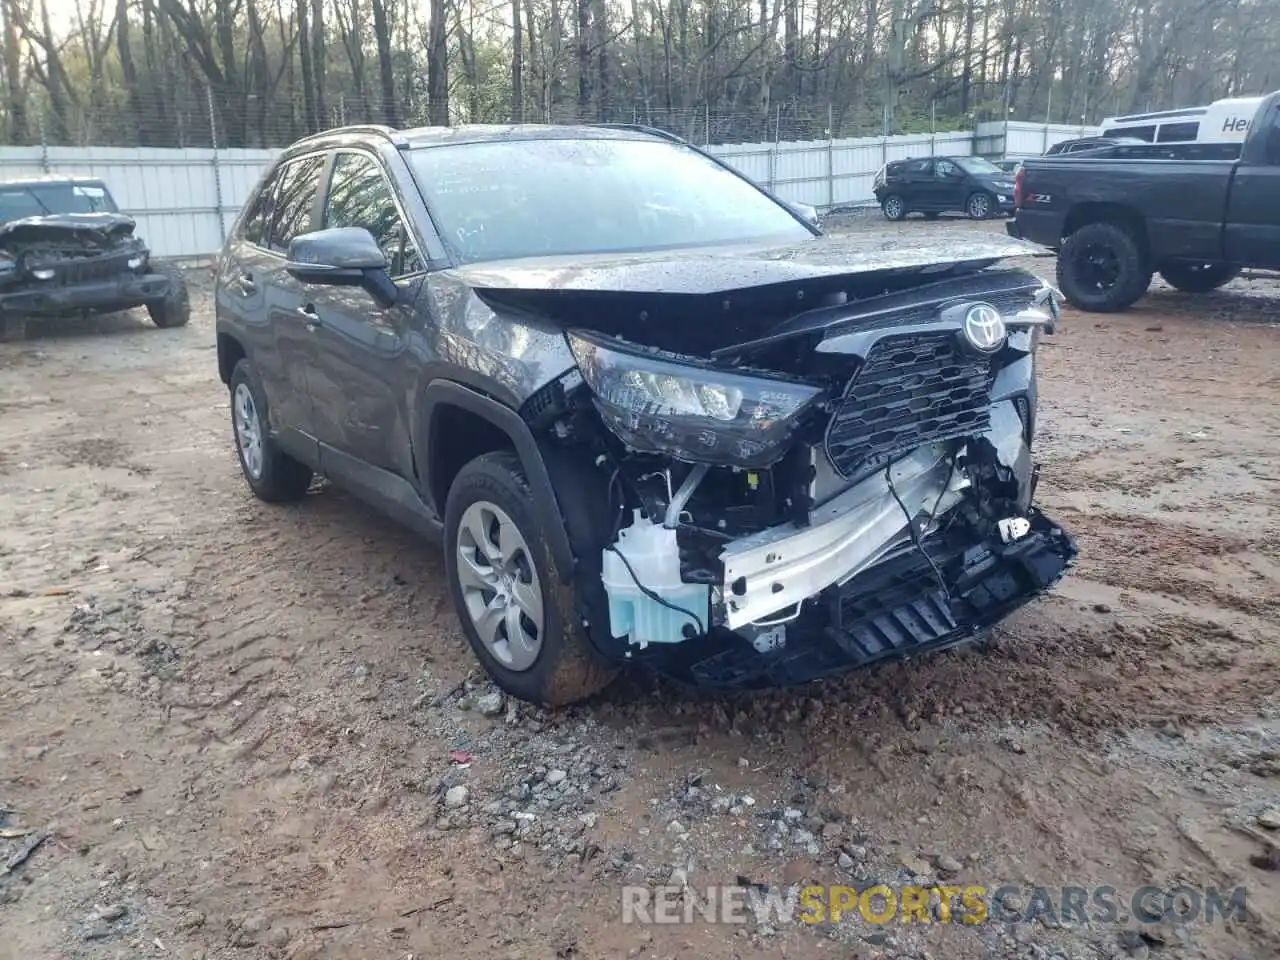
214;123;1076;706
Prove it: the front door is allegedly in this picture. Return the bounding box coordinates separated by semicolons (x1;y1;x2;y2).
1224;101;1280;267
930;158;968;210
302;150;424;480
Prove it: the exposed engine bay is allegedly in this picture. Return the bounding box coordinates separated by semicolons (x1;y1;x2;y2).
515;258;1077;688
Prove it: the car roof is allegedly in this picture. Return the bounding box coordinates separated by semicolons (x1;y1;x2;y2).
0;175;110;189
281;122;674;160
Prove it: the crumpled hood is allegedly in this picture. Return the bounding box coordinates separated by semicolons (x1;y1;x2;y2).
0;212;136;245
444;232;1044;296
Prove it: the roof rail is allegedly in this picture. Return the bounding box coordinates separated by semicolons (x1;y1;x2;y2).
588;122;688;145
292;123;410;148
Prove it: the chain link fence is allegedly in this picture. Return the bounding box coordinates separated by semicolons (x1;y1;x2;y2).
2;86;959;151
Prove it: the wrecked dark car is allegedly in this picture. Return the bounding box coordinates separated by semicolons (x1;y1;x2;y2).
213;124;1077;706
0;177;189;340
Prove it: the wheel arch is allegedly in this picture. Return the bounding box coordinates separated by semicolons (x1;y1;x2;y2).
217;330;247;385
417;380;575;584
1062;202;1150;263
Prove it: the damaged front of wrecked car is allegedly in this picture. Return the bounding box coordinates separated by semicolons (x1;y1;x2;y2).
0;178;190;338
450;234;1079;691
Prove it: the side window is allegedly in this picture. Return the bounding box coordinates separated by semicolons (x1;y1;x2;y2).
1157;121;1199;143
267;155;325;254
323;152;423;277
935;159;958;178
903;159;930;175
239;169;282;246
1266;108;1280;166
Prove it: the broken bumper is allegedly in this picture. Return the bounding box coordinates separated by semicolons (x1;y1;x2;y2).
641;509;1077;689
720;443;967;630
0;271;170;317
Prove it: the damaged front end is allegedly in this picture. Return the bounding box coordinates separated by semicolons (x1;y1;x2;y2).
524;265;1077;689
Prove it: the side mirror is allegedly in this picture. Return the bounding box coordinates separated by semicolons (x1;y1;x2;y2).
787;201;821;230
286;227;398;308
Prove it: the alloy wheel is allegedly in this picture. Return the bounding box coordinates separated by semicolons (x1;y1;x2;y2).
455;500;544;671
233;382;264;480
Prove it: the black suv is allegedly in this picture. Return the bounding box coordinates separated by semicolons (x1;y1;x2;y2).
215;123;1076;706
873;156;1017;221
1;177;189;340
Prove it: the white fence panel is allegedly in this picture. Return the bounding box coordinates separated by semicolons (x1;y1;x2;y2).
0;121;1097;258
974;120;1100;158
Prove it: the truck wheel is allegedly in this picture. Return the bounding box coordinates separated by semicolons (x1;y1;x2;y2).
228;359;313;502
965;192;994;220
1056;221;1152;313
444;450;618;707
881;195;907;221
1157;262;1241;293
1;314;26;342
147;263;191;328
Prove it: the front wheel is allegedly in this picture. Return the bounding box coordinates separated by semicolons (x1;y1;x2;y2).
966;192;994;220
1056;221;1152;313
1157;262;1241;293
146;263;191;328
444;451;618;706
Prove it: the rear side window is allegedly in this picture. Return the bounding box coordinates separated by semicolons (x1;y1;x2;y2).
267;156;325;254
1157;121;1199;142
323;153;423;276
239;171;280;246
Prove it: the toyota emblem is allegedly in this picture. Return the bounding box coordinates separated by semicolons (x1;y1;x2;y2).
962;303;1007;352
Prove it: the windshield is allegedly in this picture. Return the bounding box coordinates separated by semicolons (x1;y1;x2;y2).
0;182;118;223
955;157;1003;176
408;137;813;264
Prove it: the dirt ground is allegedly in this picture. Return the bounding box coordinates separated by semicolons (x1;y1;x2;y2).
2;217;1280;960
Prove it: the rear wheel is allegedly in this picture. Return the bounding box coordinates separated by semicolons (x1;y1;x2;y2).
881;195;907;221
0;314;26;342
1157;262;1241;293
966;191;994;220
228;359;312;502
1056;221;1152;313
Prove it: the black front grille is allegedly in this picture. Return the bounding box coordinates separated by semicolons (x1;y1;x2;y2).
825;332;993;478
46;251;133;286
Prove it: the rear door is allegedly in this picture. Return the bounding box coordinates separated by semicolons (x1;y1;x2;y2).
303;149;426;479
262;153;328;437
1223;99;1280;267
216;166;298;439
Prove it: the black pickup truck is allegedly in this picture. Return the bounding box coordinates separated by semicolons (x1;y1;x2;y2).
1008;90;1280;312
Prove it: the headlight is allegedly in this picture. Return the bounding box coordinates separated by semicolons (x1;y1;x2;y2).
128;254;146;269
567;330;824;468
32;267;55;280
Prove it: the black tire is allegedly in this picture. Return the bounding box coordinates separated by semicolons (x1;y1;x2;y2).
1056;221;1153;313
881;195;907;221
444;450;618;707
146;262;191;328
1157;262;1241;293
923;212;941;221
1;313;26;342
228;359;312;502
965;191;995;220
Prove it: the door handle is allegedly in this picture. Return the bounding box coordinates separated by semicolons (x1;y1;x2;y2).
297;304;321;330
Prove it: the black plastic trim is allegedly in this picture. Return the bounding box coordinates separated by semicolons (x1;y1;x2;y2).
419;379;575;584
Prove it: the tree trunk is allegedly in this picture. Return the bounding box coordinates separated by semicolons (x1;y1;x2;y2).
371;0;401;126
